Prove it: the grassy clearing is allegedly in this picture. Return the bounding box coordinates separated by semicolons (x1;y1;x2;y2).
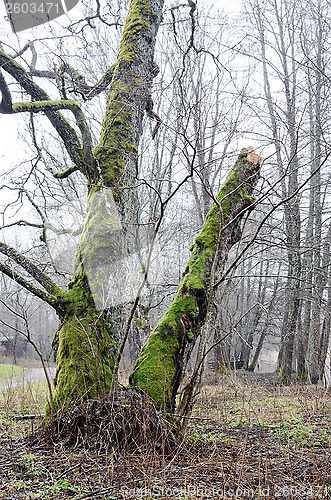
0;364;23;379
190;372;331;449
0;372;330;499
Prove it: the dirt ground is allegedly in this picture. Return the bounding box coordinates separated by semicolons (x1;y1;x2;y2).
0;371;330;499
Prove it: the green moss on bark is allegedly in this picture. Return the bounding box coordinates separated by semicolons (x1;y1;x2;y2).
51;269;115;412
93;80;136;200
117;0;151;63
49;0;164;413
93;0;155;202
12;99;80;113
50;186;122;412
130;149;260;408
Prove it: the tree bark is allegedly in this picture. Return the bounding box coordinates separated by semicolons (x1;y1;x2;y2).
130;148;261;410
304;26;326;383
253;0;302;383
51;0;165;410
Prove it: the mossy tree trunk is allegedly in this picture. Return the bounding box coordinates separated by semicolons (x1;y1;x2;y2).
0;0;164;412
130;148;261;410
52;0;164;411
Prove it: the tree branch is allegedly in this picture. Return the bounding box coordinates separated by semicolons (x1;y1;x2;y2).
0;261;61;311
0;220;44;230
0;241;63;296
9;98;84;114
28;69;57;79
0;69;12;112
0;50;95;179
47;165;79;179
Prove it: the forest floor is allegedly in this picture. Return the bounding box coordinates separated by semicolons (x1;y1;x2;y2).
0;371;330;499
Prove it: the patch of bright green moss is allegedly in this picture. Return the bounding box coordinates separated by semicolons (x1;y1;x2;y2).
117;0;151;63
93;0;154;201
93;79;137;201
51;267;115;413
12;99;80;113
53;313;115;412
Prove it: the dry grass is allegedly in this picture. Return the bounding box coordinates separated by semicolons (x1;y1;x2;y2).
0;371;330;499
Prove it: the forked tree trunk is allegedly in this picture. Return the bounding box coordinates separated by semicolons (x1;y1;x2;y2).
130;148;261;410
0;1;262;415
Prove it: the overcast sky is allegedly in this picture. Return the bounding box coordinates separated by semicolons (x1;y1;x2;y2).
0;0;244;178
